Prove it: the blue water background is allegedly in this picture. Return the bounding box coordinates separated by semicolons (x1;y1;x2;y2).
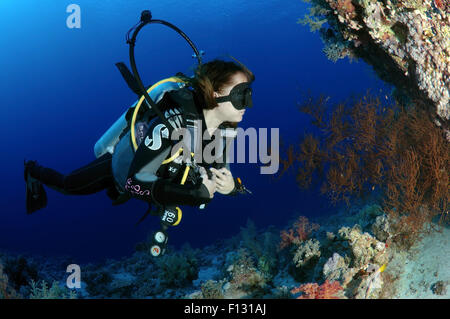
0;0;390;263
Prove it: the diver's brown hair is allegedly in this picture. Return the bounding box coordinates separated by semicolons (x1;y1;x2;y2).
191;57;255;111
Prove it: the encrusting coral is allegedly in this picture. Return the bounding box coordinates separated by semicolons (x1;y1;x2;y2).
299;0;450;136
225;249;269;298
331;224;390;298
337;225;389;269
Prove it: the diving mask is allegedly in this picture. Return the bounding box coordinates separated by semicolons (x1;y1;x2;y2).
215;82;253;110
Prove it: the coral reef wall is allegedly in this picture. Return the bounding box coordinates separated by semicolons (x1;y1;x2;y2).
300;0;450;134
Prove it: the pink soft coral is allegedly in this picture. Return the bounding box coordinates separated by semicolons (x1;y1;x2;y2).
279;216;319;250
291;280;344;299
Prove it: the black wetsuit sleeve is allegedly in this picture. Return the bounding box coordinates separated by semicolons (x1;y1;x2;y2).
124;117;211;207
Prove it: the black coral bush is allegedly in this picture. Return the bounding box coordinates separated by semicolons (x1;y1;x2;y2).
279;92;449;248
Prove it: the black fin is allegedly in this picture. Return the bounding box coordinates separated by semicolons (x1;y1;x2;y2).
24;161;47;214
115;62;142;96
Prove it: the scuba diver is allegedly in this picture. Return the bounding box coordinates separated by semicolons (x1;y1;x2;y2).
24;11;254;257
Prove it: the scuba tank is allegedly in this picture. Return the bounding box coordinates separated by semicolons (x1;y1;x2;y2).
95;9;203;159
94;110;127;158
94;79;187;159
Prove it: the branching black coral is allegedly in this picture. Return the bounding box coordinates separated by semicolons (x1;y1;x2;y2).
279;92;449;249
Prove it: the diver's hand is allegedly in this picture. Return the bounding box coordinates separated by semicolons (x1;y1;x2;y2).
199;167;217;198
210;167;235;195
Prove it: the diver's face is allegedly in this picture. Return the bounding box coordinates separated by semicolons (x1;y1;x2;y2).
214;72;249;123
